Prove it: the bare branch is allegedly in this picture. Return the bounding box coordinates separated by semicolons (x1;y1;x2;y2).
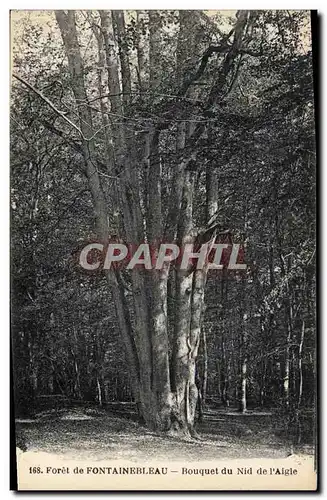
12;73;88;140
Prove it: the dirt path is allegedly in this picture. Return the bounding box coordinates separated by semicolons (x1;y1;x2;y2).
15;406;314;462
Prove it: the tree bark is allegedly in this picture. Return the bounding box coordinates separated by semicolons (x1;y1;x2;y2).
55;9;141;411
100;10;173;430
239;320;248;413
136;11;148;91
54;8;253;434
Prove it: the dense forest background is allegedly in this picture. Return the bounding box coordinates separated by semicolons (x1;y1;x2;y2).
11;10;316;444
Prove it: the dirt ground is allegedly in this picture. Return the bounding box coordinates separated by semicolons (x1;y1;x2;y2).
15;405;315;462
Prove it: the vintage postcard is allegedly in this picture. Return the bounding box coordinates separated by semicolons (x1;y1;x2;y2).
10;9;317;491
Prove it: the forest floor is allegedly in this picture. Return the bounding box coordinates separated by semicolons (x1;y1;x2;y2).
15;403;315;462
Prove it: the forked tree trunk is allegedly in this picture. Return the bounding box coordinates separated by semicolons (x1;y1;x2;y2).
101;10;175;431
55;9;251;435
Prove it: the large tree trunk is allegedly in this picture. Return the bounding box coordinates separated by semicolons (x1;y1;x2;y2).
100;10;172;430
55;9;142;413
55;9;251;434
169;11;206;435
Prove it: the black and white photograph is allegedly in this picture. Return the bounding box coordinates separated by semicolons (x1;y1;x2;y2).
10;9;317;491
